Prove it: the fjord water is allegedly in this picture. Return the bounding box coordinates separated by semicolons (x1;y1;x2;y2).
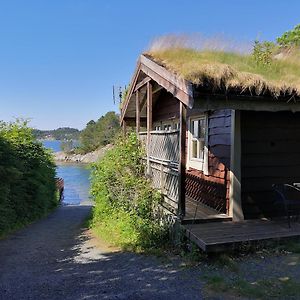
43;140;91;205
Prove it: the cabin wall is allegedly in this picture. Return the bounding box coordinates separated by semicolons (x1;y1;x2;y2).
152;92;231;214
152;90;180;122
186;109;231;214
241;111;300;219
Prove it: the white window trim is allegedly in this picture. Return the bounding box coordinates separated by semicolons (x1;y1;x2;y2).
153;119;180;132
162;122;173;131
187;115;209;174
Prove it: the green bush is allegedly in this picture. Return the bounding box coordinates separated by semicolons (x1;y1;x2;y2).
0;120;58;236
252;40;275;66
277;24;300;47
90;133;169;251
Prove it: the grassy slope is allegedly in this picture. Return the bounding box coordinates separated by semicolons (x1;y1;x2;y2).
147;48;300;96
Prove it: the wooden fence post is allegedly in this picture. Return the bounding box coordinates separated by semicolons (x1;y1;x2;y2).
136;90;140;135
146;81;152;175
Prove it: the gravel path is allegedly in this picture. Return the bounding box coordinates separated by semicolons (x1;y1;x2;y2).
0;204;204;300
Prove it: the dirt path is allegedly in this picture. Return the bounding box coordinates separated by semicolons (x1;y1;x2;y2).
0;205;204;300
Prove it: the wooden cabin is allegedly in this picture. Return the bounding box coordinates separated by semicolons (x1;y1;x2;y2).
120;50;300;251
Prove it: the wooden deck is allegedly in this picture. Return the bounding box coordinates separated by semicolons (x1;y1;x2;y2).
183;218;300;252
184;196;231;224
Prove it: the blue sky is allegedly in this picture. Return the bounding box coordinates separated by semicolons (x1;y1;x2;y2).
0;0;299;130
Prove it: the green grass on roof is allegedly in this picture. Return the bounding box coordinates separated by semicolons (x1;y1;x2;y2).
146;48;300;97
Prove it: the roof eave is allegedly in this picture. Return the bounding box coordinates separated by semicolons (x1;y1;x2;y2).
120;54;194;124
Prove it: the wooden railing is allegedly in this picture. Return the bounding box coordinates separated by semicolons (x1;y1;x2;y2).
139;130;180;212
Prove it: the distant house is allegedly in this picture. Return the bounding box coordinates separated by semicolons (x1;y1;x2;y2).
120;48;300;251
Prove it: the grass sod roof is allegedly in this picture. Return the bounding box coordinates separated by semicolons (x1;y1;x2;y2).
145;48;300;98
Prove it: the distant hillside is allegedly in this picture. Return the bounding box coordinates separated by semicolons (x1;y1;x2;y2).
33;127;80;140
78;111;120;153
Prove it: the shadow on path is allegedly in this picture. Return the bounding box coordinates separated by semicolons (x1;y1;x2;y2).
0;205;203;300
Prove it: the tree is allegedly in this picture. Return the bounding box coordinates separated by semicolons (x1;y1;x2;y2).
0;120;57;235
79;112;120;153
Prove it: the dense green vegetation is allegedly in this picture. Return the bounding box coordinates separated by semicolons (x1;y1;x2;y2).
33;127;80;140
90;133;169;251
277;24;300;47
0;120;58;236
252;24;300;66
78;111;120;153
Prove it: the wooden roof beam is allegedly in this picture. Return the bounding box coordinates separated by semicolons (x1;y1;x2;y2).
120;59;142;124
121;54;194;123
140;55;194;108
134;76;151;92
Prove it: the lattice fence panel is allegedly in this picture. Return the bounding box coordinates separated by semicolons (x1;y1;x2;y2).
149;131;179;163
148;160;179;211
139;131;180;212
185;173;227;213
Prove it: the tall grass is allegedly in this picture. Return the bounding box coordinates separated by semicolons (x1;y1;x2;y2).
146;36;300;97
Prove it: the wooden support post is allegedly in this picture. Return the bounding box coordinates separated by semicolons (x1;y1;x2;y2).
229;110;244;221
146;81;152;174
136;90;140;135
178;102;187;218
122;119;127;136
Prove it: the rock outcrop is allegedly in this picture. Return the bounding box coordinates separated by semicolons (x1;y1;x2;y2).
54;144;113;163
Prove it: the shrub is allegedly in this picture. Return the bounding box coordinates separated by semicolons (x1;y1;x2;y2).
277;24;300;48
252;40;275;66
0;120;57;235
90;133;169;251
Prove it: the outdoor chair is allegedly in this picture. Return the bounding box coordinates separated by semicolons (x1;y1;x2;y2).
272;183;300;228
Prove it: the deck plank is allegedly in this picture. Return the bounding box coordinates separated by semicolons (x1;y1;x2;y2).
184;197;230;222
183;219;300;251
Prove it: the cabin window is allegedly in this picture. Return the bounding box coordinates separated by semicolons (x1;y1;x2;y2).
188;116;208;171
154;120;179;131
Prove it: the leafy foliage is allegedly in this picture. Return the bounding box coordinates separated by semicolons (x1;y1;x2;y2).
252;40;275;66
60;140;76;153
90;133;169;251
33;127;80;140
277;24;300;47
78;111;120;153
0;120;58;236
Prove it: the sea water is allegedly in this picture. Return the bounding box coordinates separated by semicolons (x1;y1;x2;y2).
42;140;91;205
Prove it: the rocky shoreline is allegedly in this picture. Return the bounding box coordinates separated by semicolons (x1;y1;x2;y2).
54;144;113;164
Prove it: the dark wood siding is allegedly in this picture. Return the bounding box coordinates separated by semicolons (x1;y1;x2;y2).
152;90;180;122
186;109;231;214
241;111;300;219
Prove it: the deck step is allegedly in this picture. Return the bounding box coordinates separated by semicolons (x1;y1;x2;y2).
182;219;300;252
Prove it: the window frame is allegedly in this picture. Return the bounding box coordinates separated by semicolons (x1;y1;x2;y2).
187;115;208;173
153;120;180;132
162;122;173;131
